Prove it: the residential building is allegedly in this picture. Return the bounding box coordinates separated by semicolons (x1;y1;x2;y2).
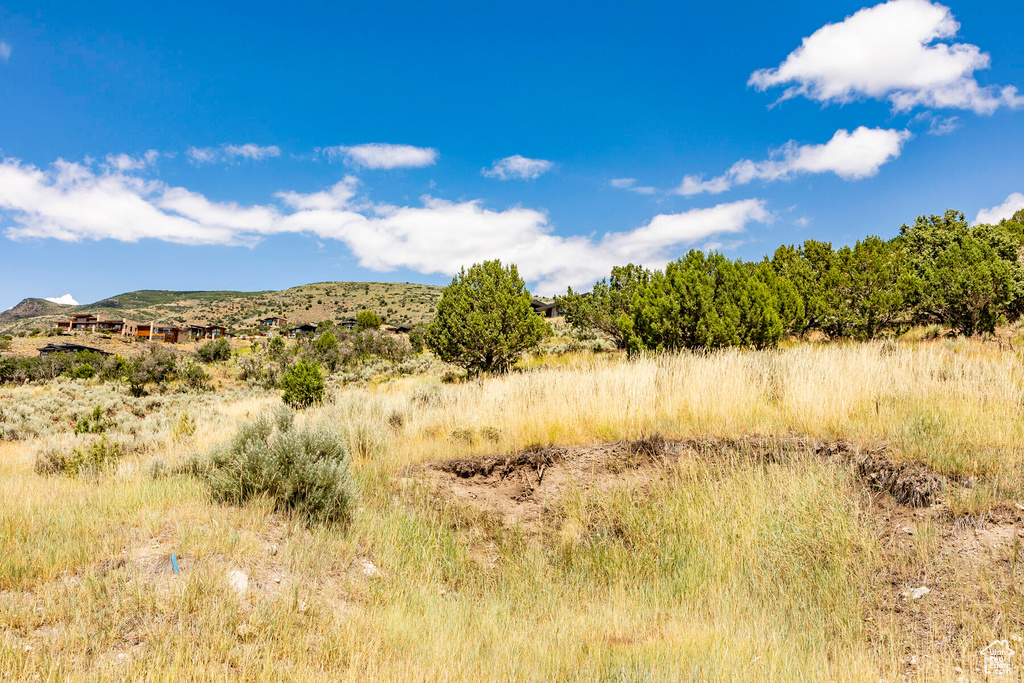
56;315;139;336
287;323;318;338
531;299;560;318
188;324;227;341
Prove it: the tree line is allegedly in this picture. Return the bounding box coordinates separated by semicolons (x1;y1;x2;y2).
557;209;1024;352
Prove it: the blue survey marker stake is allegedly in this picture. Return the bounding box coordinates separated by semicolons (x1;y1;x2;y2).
171;553;179;575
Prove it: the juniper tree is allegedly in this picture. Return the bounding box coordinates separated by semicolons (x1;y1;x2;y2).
426;260;547;373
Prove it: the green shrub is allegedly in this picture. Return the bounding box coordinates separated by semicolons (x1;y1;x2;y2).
70;364;96;380
0;335;11;352
35;436;125;476
74;406;108;435
356;310;382;331
195;338;231;363
202;407;354;525
177;361;211;392
281;360;325;408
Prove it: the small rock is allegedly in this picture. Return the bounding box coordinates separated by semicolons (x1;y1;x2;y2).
953;666;963;674
1011;633;1022;643
910;586;930;600
902;526;915;535
227;570;248;596
298;600;308;614
355;558;380;578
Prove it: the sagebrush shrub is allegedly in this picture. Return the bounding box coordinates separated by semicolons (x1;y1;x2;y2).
35;436;125;476
202;407;354;525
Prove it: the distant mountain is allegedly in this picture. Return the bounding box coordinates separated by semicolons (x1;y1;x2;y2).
0;297;72;322
0;282;443;334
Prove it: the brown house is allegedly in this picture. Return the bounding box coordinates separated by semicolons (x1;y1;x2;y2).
150;325;183;344
259;316;288;327
57;315;139;337
189;324;227;341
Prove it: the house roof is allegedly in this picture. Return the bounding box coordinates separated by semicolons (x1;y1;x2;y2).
37;343;112;356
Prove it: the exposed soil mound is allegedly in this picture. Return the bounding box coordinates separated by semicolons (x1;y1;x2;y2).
856;452;944;507
420;435;945;529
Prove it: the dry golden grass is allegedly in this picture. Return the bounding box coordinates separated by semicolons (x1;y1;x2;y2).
1;337;1022;681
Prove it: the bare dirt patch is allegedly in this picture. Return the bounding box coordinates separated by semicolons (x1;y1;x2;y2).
422;436;947;530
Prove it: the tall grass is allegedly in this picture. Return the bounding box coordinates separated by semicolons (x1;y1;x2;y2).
1;338;1021;680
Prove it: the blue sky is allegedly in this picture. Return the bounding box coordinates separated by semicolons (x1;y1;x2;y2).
1;0;1022;311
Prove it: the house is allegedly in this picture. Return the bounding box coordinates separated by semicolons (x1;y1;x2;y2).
188;324;227;341
530;299;560;318
37;343;111;357
259;316;288;327
56;316;139;337
339;319;358;329
287;323;318;338
150;325;183;344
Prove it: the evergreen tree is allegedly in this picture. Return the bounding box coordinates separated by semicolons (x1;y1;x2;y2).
426;260;548;373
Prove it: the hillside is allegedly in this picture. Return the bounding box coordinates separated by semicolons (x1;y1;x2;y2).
0;281;443;334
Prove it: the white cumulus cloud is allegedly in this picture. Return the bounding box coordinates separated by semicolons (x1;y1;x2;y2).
0;42;11;62
673;127;909;196
482;155;554;180
44;294;79;306
187;143;281;165
0;155;771;292
975;193;1024;225
749;0;1024;114
322;143;438;169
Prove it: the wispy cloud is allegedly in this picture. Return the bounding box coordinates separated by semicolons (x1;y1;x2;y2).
911;112;960;136
0;155;770;292
105;150;160;172
749;0;1024;114
672;127;910;196
0;42;11;62
321;143;438;169
610;178;657;195
187;143;281;165
482;155;554;180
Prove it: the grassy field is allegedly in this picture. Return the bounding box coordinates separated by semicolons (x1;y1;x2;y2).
1;338;1023;680
0;281;443;335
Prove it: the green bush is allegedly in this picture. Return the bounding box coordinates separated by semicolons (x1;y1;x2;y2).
70;364;96;380
195;338;231;363
356;310;382;331
74;406;108;435
0;335;11;352
202;407;354;525
35;436;125;477
408;323;428;354
178;361;211;392
280;360;325;408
